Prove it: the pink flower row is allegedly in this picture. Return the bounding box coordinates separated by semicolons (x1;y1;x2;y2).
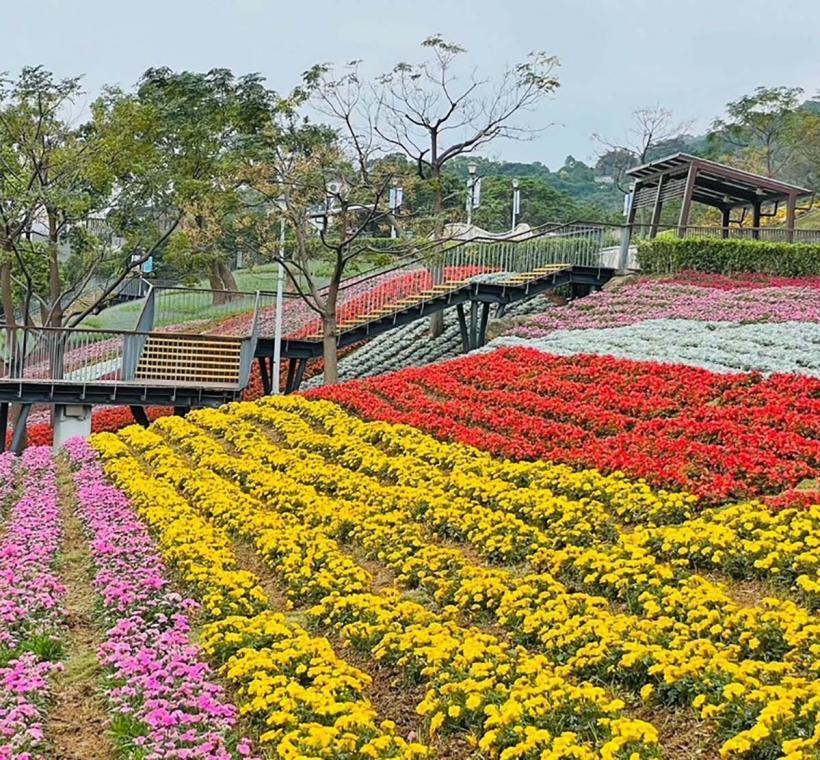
0;447;64;760
0;654;57;760
668;271;820;290
0;454;17;514
64;439;257;760
510;280;820;339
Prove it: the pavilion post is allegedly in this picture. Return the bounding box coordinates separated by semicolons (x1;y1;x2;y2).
677;164;698;236
786;193;797;242
649;178;665;239
752;202;762;240
721;208;731;239
618;183;638;273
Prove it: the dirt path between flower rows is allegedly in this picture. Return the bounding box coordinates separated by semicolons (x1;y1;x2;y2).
46;462;114;760
238;408;734;758
160;421;469;759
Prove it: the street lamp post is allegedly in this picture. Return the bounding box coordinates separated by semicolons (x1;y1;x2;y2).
272;209;286;395
389;179;403;239
511;178;521;232
466;163;478;227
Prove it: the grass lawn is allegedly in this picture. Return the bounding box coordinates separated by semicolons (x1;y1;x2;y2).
78;255;384;332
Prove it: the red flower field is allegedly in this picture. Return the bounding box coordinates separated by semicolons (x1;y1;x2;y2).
309;347;820;503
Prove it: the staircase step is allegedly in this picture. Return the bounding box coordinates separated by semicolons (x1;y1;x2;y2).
137;356;240;368
135;369;240;378
140;344;241;354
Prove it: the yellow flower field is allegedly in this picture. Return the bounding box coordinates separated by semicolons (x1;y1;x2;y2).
89;396;820;760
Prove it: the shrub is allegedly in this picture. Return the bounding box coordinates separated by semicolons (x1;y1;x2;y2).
637;236;820;276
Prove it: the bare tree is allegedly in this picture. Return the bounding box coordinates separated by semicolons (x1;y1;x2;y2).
245;64;426;384
593;104;693;192
373;35;560;335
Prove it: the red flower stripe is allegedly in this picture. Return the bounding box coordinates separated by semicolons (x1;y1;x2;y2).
307;347;820;504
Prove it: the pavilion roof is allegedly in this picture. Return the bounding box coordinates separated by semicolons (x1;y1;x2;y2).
626;153;812;209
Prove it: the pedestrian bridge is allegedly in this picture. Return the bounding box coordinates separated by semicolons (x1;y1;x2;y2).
0;222;614;449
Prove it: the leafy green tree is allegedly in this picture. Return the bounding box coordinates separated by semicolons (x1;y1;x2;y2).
471;175;581;231
0;67;92;330
788;98;820;189
91;67;275;304
709;86;804;177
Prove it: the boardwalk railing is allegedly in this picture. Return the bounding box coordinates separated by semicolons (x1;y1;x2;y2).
2;326;147;383
105;224;608;346
145;284;270;333
465;223;607;271
630;223;820;244
1;289;263;388
284;223;608;340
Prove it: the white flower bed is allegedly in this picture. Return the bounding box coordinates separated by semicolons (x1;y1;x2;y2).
304;296;549;386
486;319;820;376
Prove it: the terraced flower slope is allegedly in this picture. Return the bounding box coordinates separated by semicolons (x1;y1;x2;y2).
310;347;820;503
72;395;818;760
1;271;818;759
508;276;820;339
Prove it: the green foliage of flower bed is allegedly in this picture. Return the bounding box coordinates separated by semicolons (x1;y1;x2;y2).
637;236;820;276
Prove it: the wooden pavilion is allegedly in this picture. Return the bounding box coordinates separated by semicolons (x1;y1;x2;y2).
625;153;813;239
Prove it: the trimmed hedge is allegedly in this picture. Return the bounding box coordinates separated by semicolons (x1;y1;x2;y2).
637;236;820;276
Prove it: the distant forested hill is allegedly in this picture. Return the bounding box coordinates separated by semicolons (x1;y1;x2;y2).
429;90;820;228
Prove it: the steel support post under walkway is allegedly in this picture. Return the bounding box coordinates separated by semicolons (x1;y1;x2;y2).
129;406;151;428
456;304;470;353
9;404;32;454
457;300;492;352
0;403;8;453
284;357;309;393
478;302;491;348
258;355;272;395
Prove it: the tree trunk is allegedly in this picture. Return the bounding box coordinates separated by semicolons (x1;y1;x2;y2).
321;312;338;385
47;214;63;329
208;263;228;305
0;255;18;376
1;257;16;331
429;165;446;338
0;252;25;449
217;260;239;297
321;281;338;385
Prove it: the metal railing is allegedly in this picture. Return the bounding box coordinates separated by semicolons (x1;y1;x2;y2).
284;223;608;339
466;223;607;272
2;326;141;383
630;223;820;244
145;285;268;334
1;313;263;389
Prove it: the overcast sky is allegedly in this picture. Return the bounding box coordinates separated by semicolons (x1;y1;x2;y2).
4;0;818;168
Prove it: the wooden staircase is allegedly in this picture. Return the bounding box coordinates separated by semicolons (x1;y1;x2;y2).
299;280;470;340
496;263;570;286
134;334;243;386
302;265;570;340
